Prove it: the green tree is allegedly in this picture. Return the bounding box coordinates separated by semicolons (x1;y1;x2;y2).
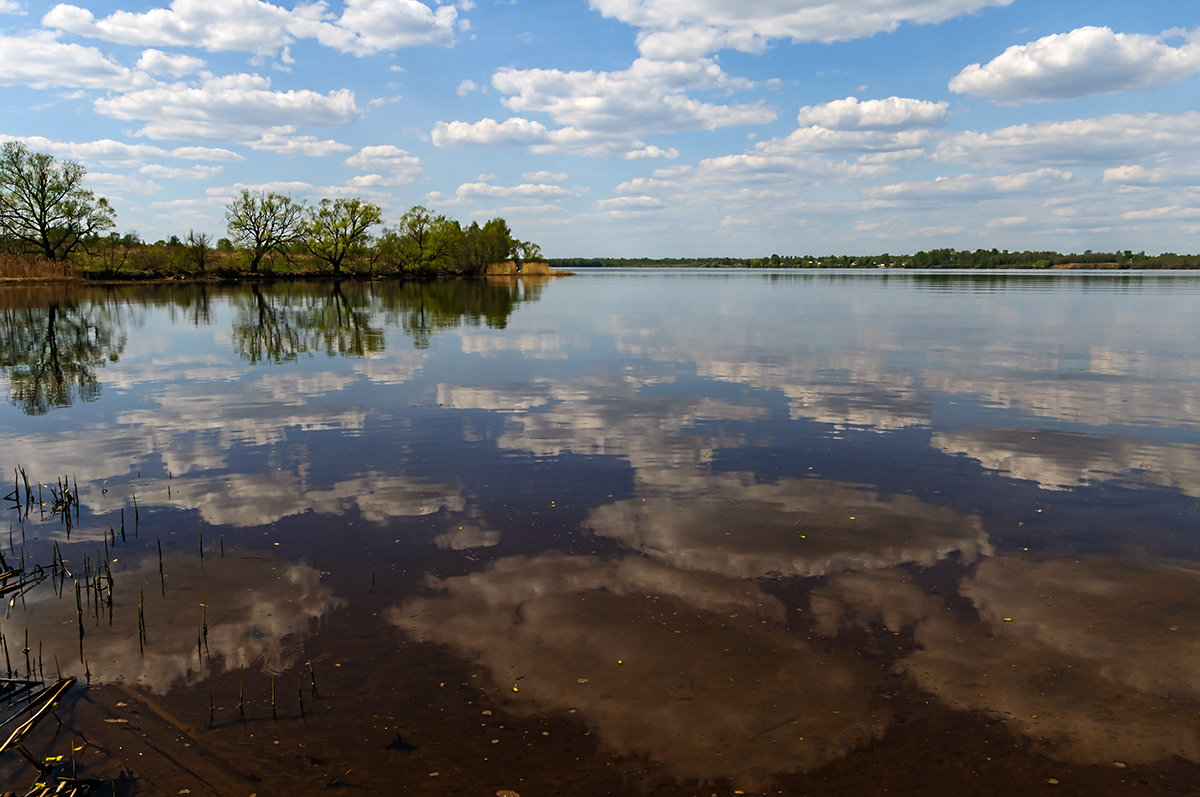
458;218;515;274
224;189;305;273
381;205;463;274
0;141;116;260
303;197;382;275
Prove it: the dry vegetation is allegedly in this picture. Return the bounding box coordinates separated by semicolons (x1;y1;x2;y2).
0;253;78;282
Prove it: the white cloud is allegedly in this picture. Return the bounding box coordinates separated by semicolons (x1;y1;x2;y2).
522;170;568;183
432;116;550;146
344;144;423;184
1122;206;1200;221
136;47;205;76
170;145;244;162
436;57;772;159
950;26;1200;104
626;144;679;159
597;195;666;211
305;0;459;55
456;78;479;96
493;58;770;134
44;0;459;58
0;30;147;90
0;0;21;13
872;168;1074;200
0;134;166;164
248;132;353;156
139;163;223;179
796;96;949;130
589;0;1015;58
935;111;1200;166
95;73;361;142
44;0;295;56
453;181;584;200
1103;163;1200;187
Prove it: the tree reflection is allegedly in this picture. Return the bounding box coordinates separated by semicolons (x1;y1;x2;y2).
233;279;543;359
375;278;539;349
233;282;383;363
0;290;126;414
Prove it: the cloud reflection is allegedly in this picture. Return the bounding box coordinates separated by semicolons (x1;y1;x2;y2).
934;428;1200;496
585;473;990;579
14;553;341;694
811;556;1200;764
391;553;887;782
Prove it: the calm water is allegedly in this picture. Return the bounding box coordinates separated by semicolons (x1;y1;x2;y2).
2;270;1200;795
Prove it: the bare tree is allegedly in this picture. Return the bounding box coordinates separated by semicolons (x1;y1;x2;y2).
185;230;211;273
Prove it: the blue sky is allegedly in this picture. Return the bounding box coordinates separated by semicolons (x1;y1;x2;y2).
1;0;1197;257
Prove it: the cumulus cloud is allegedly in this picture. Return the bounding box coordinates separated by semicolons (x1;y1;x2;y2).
0;0;20;13
597;195;665;211
950;26;1200;104
344;144;423;185
170;145;244;162
0;30;148;90
432;117;550;146
435;57;772;159
935;111;1200;168
625;144;679;159
94;73;361;142
44;0;459;58
135;47;205;76
796;96;949;130
452;181;584;201
589;0;1015;58
0;134;167;164
493;57;770;134
248;132;353;156
872;168;1074;200
139;163;223;179
522;170;568;183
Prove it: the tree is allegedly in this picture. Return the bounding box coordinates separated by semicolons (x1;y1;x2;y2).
0;141;116;260
185;230;211;272
380;205;462;274
224;189;305;273
303;197;382;275
515;240;543;263
458;218;515;274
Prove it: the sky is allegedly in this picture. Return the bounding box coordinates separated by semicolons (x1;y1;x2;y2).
1;0;1198;257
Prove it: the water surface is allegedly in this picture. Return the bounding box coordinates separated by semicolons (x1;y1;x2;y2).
2;270;1200;795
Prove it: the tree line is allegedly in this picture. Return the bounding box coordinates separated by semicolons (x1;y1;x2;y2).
0;141;542;278
551;249;1200;270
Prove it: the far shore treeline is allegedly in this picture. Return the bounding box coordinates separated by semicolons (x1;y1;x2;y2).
0;141;545;281
551;249;1200;270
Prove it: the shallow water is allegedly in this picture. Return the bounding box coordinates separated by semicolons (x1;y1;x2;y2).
2;270;1200;795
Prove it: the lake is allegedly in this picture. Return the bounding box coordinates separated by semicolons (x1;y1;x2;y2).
2;269;1200;795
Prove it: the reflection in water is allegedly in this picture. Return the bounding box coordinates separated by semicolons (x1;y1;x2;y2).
810;555;1200;765
233;282;384;363
3;272;1200;790
934;428;1200;496
585;473;991;579
231;278;543;361
393;554;886;783
15;553;340;694
0;289;126;414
